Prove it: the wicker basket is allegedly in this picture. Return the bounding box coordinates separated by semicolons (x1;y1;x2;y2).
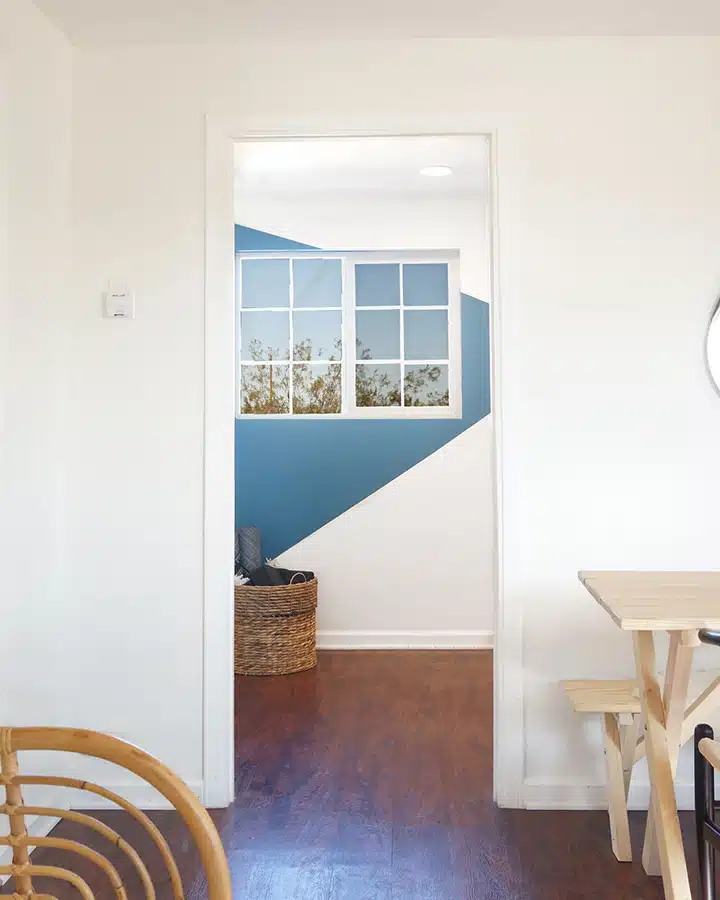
234;577;318;676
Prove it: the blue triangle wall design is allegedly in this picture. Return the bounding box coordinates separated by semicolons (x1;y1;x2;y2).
235;225;491;558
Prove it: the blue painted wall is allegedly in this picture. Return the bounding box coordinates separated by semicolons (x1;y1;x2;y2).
235;226;491;558
234;224;315;252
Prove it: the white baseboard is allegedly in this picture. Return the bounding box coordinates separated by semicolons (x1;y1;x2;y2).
522;777;697;811
316;630;494;650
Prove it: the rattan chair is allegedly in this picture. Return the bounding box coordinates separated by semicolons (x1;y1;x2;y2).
0;726;232;900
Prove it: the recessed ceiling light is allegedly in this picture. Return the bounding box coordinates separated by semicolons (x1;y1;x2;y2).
420;165;453;177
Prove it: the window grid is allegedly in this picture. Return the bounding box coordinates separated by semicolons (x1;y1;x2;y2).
237;251;459;419
353;263;450;410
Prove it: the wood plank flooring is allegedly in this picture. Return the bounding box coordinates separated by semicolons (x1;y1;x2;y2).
3;651;697;898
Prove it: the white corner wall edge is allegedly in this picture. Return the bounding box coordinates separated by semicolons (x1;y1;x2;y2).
317;630;493;649
522;778;697;811
203;115;238;809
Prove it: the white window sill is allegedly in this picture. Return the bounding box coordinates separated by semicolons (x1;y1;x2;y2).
236;406;462;421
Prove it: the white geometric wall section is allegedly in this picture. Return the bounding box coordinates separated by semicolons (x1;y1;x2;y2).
277;415;494;646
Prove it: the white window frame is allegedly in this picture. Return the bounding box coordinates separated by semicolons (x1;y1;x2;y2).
235;249;462;420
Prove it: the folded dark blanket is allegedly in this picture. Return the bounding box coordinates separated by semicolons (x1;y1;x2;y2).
249;565;315;587
235;526;262;576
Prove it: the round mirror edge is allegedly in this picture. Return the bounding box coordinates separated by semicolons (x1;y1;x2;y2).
705;295;720;397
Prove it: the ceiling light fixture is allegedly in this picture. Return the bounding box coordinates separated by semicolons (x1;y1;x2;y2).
420;165;453;177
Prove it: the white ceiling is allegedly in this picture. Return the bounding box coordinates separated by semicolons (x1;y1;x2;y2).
34;0;720;43
234;137;488;198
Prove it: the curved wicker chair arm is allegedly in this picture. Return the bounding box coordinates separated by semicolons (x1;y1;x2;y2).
17;775;184;899
5;805;155;900
4;727;232;900
0;864;96;900
0;835;128;900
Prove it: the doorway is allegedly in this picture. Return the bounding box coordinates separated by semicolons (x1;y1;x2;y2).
232;134;493;646
202;128;501;811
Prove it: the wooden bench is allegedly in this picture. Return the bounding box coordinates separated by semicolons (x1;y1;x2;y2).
563;679;642;862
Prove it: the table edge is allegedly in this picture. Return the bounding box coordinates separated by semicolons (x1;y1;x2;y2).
578;570;720;631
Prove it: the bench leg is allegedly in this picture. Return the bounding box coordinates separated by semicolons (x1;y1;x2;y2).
604;712;633;861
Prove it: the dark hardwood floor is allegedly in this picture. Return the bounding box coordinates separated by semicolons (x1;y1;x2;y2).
6;651;698;898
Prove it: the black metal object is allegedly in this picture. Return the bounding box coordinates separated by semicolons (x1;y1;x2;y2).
699;631;720;648
696;723;719;899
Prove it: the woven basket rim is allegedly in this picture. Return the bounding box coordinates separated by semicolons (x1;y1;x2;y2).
235;576;318;591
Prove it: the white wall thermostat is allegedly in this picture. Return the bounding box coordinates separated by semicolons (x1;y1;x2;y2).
103;283;135;319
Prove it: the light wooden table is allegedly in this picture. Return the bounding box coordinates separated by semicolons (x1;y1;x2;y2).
579;571;720;900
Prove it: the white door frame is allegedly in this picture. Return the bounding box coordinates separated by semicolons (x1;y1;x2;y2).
203;117;524;809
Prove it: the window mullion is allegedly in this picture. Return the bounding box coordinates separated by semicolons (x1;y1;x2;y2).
236;257;243;415
288;260;294;414
343;259;356;416
448;255;462;418
399;263;405;408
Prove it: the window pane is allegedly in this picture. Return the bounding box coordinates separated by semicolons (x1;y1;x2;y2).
355;263;400;307
241;258;290;308
293;259;342;308
241;365;289;414
356;309;400;360
403;263;449;306
293;310;342;361
241;311;289;361
356;363;401;407
404;364;449;407
403;309;448;360
293;364;342;414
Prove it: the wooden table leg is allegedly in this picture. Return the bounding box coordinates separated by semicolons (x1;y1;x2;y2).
642;631;696;875
632;675;720;767
633;630;692;900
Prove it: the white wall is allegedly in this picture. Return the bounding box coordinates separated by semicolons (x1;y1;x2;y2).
280;418;495;644
0;0;72;728
237;190;489;297
235;186;494;642
66;37;720;806
0;0;74;846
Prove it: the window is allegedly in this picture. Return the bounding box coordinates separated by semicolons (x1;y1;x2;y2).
236;250;461;418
